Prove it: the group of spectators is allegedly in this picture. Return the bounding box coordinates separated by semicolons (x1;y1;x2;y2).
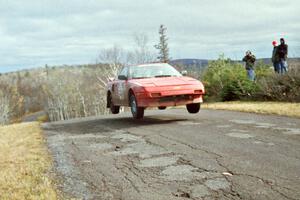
242;38;288;81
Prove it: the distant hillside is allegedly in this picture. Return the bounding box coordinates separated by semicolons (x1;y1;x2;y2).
170;58;208;65
170;59;209;70
170;57;300;70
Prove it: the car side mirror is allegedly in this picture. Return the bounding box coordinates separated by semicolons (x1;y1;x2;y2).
118;75;127;80
181;70;188;76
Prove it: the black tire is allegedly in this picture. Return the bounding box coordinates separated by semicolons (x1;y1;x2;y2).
158;106;167;110
129;94;144;119
108;93;120;114
186;103;201;114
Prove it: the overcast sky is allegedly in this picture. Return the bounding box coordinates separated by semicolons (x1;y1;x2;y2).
0;0;299;72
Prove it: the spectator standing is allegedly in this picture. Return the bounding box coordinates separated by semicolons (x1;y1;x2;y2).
277;38;288;74
271;40;280;73
242;51;256;81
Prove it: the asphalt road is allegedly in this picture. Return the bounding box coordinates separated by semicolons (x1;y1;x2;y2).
43;109;300;200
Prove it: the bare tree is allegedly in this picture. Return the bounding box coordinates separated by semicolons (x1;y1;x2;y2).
42;66;112;121
97;45;126;89
0;93;10;125
133;33;155;64
0;81;24;124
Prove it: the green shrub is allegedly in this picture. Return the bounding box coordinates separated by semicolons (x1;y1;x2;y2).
202;55;260;101
255;60;273;79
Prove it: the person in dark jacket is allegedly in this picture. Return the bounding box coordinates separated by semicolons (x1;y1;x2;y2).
276;38;288;74
242;51;256;81
271;40;280;73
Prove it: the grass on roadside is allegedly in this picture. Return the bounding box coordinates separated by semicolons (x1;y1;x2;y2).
203;101;300;118
0;122;58;200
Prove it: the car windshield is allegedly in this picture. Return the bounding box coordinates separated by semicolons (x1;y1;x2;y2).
129;64;182;79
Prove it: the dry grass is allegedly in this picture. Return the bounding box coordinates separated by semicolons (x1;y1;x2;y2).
0;122;58;200
203;101;300;118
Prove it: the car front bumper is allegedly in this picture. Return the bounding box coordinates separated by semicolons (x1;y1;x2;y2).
137;94;203;107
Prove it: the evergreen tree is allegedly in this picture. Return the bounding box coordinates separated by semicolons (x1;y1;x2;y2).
154;25;170;63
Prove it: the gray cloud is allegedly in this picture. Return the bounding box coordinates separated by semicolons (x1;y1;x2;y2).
0;0;299;71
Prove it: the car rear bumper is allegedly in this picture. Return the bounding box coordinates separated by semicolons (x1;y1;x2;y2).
137;94;203;107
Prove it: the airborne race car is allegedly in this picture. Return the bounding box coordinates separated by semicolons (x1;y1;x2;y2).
106;63;205;119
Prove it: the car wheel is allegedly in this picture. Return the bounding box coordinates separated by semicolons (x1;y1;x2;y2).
130;94;144;119
158;106;167;110
186;103;201;114
108;93;120;114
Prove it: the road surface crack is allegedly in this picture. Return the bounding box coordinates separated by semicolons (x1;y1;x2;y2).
232;173;297;200
158;134;223;158
114;157;142;194
69;139;117;198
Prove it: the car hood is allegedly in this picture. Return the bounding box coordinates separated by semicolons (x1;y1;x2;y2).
130;76;201;87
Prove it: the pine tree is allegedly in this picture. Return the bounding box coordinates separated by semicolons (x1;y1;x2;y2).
154;25;170;63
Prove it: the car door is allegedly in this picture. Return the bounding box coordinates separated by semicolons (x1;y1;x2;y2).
113;66;128;105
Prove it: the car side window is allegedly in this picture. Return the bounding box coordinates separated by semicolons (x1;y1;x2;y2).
118;67;128;79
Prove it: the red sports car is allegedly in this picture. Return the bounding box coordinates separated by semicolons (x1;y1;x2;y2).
106;63;205;119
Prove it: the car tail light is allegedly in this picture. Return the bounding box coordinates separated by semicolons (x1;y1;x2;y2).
151;93;161;98
194;90;203;94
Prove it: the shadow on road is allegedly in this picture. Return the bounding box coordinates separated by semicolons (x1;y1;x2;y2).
43;114;188;134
